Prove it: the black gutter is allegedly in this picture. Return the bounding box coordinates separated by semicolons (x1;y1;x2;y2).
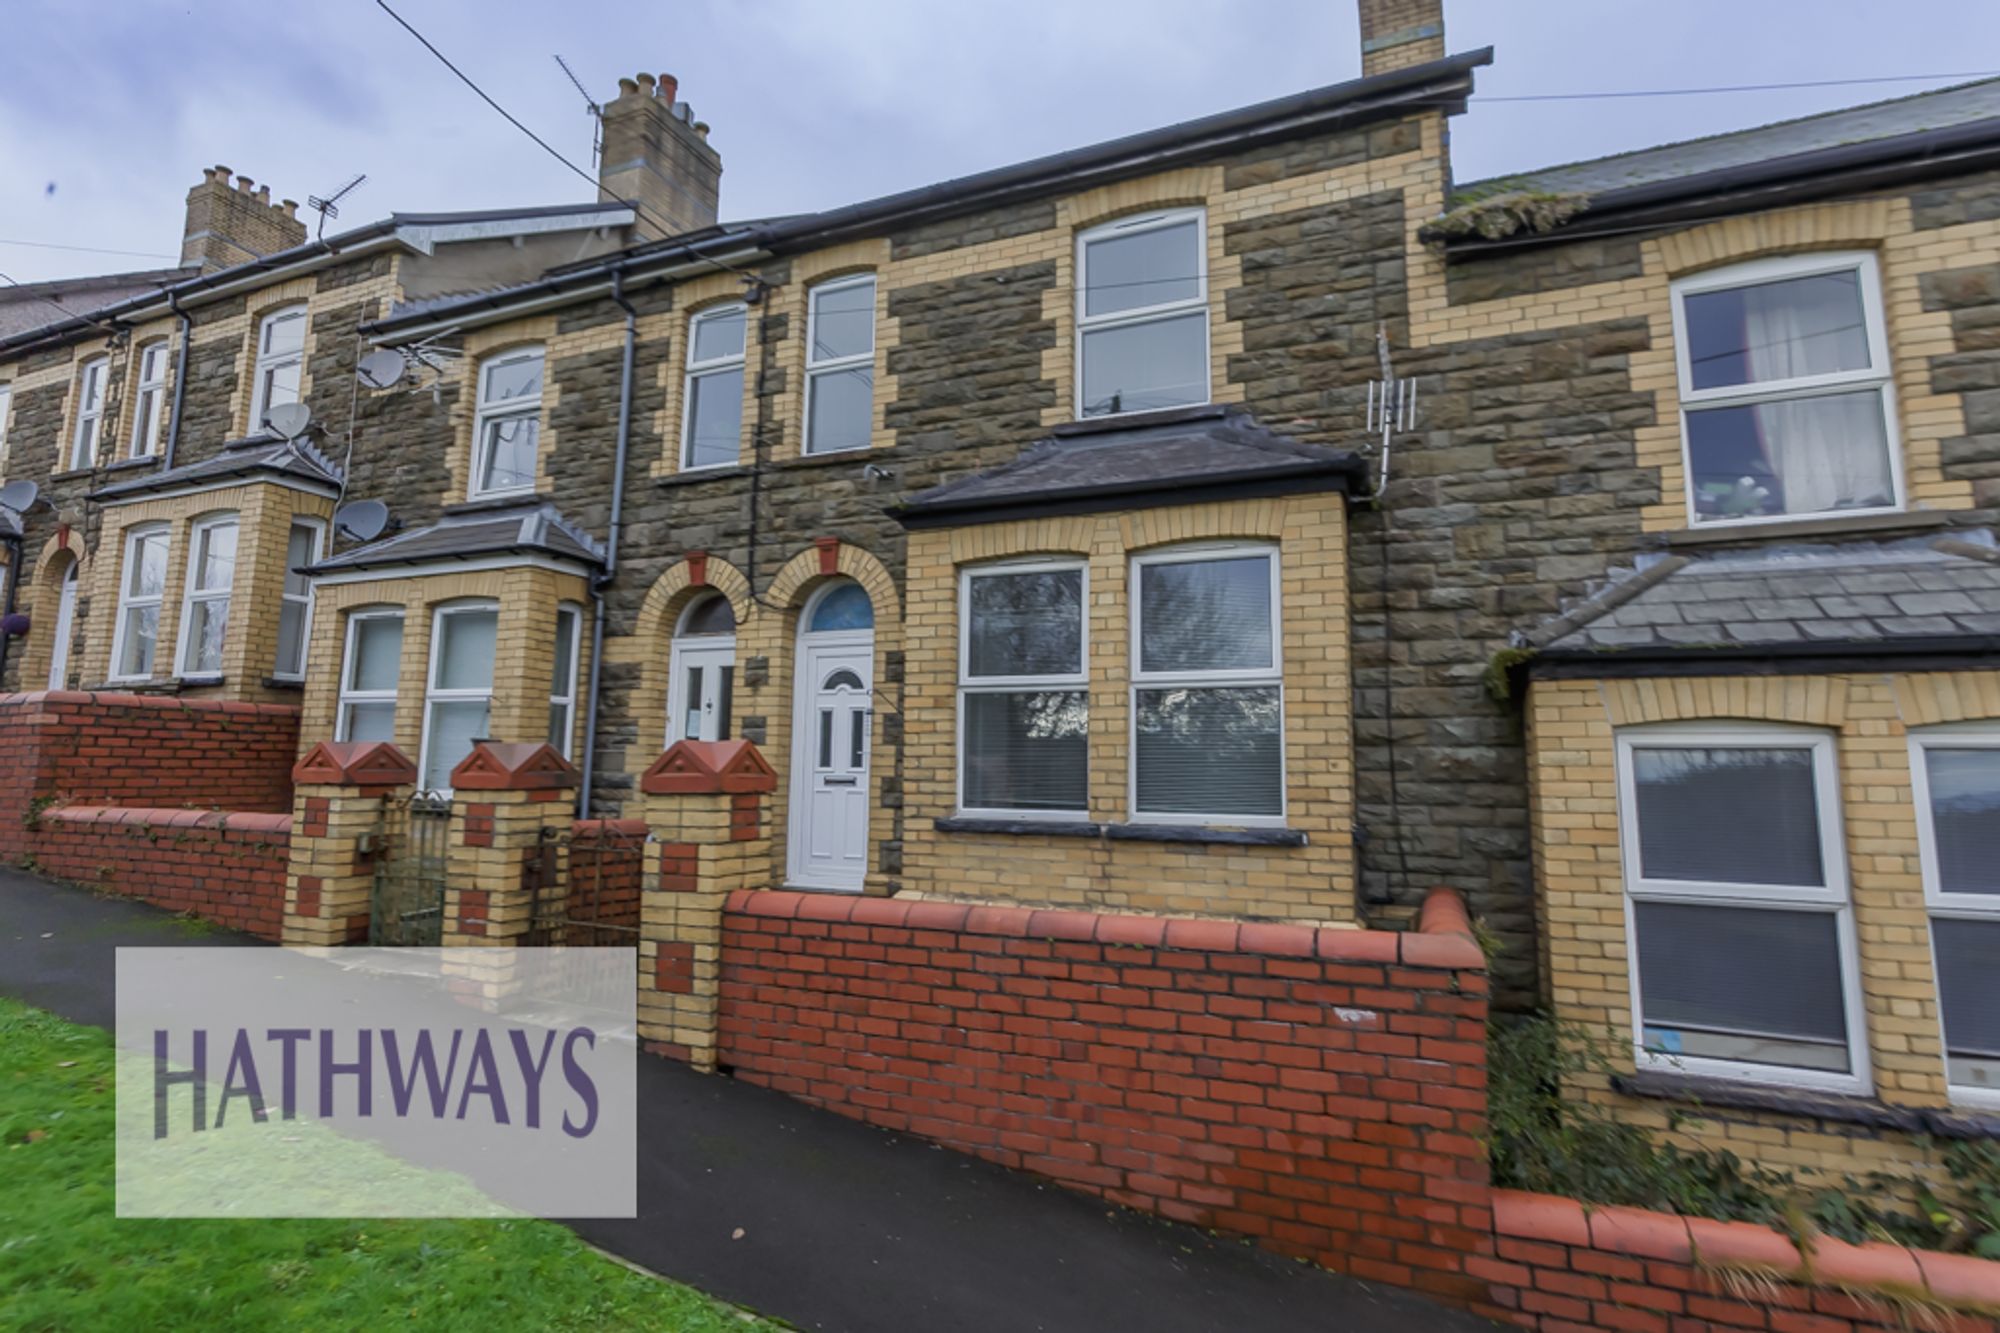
160;290;193;472
579;266;640;818
366;48;1493;339
893;460;1368;531
1521;634;2000;686
1438;115;2000;257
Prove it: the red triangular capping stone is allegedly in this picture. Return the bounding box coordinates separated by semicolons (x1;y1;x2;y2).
640;738;777;795
450;740;580;792
293;739;418;787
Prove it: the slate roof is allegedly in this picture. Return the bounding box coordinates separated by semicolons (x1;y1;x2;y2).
0;266;196;340
1524;531;2000;657
306;498;605;575
894;405;1366;527
88;433;343;503
1455;77;2000;204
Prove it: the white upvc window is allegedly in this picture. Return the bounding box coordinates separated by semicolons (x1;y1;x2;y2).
1909;726;2000;1110
273;517;324;681
957;559;1089;818
1076;208;1209;419
108;523;171;682
1670;252;1901;526
1130;544;1284;824
174;512;238;678
1616;725;1870;1095
804;275;876;455
0;382;12;470
419;600;499;793
470;346;544;498
549;602;583;758
680;303;747;470
336;608;404;744
249;304;307;431
70;355;109;470
128;340;170;458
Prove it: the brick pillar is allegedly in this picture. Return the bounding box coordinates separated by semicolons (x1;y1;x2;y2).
635;739;778;1071
283;741;417;946
442;741;579;946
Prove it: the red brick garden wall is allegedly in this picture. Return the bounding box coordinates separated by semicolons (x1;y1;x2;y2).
716;886;1494;1302
33;806;292;941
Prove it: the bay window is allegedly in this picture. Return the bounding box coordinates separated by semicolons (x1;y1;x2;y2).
249;305;306;431
1910;729;2000;1108
549;603;582;758
337;609;403;743
1617;727;1868;1093
274;518;324;680
108;523;170;681
174;513;238;678
681;304;746;470
70;355;108;470
1671;253;1900;525
804;275;876;454
1077;209;1208;418
470;346;544;498
1131;546;1283;823
419;601;498;792
958;561;1088;816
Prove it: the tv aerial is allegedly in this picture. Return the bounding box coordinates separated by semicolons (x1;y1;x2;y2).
266;402;313;442
333;498;391;544
307;173;368;241
357;348;408;390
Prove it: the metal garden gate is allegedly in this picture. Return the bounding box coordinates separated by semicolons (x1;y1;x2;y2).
369;792;449;946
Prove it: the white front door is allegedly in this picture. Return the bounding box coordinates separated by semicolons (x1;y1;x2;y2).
47;565;77;690
787;640;873;891
667;639;735;743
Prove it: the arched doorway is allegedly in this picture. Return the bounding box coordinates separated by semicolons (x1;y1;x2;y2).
788;579;874;891
667;592;737;744
47;561;78;690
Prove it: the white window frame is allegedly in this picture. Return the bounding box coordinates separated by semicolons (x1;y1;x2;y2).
803;274;877;456
273;516;325;682
69;355;109;470
418;599;500;795
173;512;239;679
1075;207;1210;420
1128;543;1285;827
335;607;404;743
468;345;545;500
1615;723;1871;1096
549;601;583;758
955;557;1091;822
128;340;170;459
248;304;307;431
1669;251;1903;528
0;381;15;471
107;522;171;683
679;303;747;471
1908;724;2000;1111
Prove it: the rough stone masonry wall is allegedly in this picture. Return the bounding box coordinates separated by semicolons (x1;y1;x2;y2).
718;886;1493;1303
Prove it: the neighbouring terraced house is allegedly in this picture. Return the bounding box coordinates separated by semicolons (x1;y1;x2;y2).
0;0;1995;1190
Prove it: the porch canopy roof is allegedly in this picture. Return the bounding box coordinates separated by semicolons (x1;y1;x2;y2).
302;497;605;579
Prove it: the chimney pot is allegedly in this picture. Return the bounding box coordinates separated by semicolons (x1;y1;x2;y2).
693;121;710;141
657;73;679;103
236;174;255;193
280;199;299;218
635;72;656;93
617;76;638;97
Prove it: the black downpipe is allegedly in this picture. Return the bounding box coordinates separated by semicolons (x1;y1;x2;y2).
579;267;638;817
161;291;193;471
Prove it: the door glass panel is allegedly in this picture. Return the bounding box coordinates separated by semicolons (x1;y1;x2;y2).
684;664;704;740
851;711;866;769
818;710;833;769
825;667;864;692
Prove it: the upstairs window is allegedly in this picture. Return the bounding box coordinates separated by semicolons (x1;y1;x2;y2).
0;382;12;470
249;304;306;431
1672;253;1899;525
337;609;404;743
681;304;746;470
1131;546;1284;823
129;340;170;458
109;523;170;681
274;518;324;681
804;275;876;455
70;355;109;469
1617;727;1867;1094
420;601;499;792
175;513;238;678
1077;209;1208;418
1911;730;2000;1109
958;561;1089;817
549;603;583;758
470;346;544;498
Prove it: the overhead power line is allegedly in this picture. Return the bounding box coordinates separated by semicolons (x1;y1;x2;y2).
1476;71;2000;104
0;238;178;261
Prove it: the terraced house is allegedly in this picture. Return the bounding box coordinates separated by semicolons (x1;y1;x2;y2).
0;0;1996;1201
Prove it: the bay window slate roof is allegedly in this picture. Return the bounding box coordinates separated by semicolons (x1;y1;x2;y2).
304;499;605;575
894;405;1366;527
1524;531;2000;659
87;433;343;502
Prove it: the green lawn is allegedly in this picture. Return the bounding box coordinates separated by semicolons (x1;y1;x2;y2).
0;998;778;1331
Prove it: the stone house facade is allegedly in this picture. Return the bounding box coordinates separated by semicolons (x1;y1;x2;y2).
0;1;1994;1180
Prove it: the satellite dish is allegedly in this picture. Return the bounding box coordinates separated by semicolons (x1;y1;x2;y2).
333;498;390;544
266;402;313;441
357;348;407;391
0;479;40;513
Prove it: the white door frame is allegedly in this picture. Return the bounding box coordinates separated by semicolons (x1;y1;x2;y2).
47;563;78;690
787;629;874;891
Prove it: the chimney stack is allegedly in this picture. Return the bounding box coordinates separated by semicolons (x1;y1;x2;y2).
1357;0;1445;78
181;165;306;272
598;70;721;241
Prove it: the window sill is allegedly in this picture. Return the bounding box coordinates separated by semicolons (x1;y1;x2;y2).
777;446;876;471
104;455;160;474
175;675;225;689
655;464;750;489
933;816;1307;847
1662;509;1950;548
51;467;95;483
260;676;306;691
1612;1069;2000;1139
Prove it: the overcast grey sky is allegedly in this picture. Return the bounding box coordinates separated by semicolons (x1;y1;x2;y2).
2;1;1997;284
